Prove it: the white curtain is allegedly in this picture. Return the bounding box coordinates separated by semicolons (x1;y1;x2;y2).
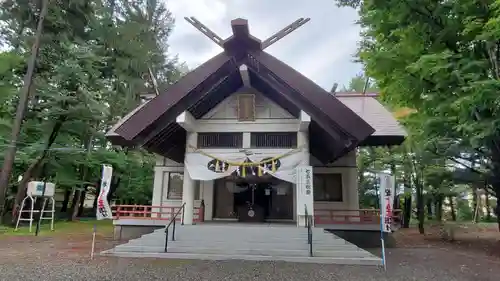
184;149;305;183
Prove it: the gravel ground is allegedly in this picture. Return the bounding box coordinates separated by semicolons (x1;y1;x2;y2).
0;245;499;281
1;230;500;281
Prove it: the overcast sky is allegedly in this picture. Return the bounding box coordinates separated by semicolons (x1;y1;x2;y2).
166;0;363;90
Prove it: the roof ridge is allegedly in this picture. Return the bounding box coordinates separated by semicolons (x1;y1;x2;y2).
334;92;379;97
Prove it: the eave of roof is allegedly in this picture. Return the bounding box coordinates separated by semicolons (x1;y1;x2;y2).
107;18;378;163
336;95;406;135
114;52;235;142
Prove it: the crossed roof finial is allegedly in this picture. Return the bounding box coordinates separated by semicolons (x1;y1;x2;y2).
184;16;310;50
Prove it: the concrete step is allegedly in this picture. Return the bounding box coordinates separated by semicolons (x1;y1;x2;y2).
156;226;330;234
145;231;340;241
112;244;376;258
135;233;344;241
124;239;356;249
130;238;345;247
104;224;380;266
126;236;349;244
100;250;382;265
139;238;341;245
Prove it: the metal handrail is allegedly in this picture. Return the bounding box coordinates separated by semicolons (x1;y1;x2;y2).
164;203;185;252
304;204;313;257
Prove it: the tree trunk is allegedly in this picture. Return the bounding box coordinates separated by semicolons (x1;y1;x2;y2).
491;180;500;231
449;195;456;221
402;193;412;228
60;190;71;212
69;130;93;221
78;189;87;216
485;193;492;221
417;186;425;234
426;197;433;220
68;188;81;221
410;148;425;234
436;194;443;222
472;185;479;222
496;199;500;231
0;0;49;224
92;179;101;215
488;142;500;231
11;117;66;223
107;176;121;203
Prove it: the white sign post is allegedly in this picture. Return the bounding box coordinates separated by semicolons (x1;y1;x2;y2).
91;164;113;260
296;166;314;226
378;173;395;271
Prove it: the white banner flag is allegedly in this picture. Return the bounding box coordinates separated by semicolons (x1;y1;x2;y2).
96;164;113;220
378;173;395;232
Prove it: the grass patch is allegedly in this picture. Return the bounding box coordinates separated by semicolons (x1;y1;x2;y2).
0;219;113;237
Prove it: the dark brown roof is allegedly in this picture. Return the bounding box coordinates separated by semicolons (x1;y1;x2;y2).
109;19;376;163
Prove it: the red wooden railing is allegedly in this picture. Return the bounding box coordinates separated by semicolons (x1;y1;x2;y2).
314;209;402;225
111;204;399;226
112;202;205;223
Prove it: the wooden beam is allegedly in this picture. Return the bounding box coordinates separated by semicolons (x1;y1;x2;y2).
184;17;224;48
330;83;338;94
239;64;251;87
298;111;311;132
245;63;346;144
176;111;197;132
114;53;231;141
261;18;310;49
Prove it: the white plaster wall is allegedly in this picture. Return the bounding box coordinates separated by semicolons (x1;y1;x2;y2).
310;150;357;168
151;158;211;219
312;151;360;216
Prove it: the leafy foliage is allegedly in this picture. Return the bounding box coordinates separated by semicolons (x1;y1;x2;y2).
336;0;500;229
0;0;185;218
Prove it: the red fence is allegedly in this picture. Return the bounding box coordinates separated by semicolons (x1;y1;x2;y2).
112;205;400;226
314;209;402;225
112;204;205;223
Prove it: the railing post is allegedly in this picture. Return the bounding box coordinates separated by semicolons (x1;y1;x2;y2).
164;228;169;252
116;206;121;220
181;204;185;225
307;216;312;257
164;203;187;254
199;199;205;223
172;217;176;241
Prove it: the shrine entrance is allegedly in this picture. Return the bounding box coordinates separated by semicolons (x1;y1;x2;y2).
213;177;294;222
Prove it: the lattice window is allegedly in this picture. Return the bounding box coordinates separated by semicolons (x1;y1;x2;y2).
237;94;256;121
250;132;297;148
197;133;243;148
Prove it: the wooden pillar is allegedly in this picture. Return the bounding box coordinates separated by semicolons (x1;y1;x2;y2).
182;132;197;225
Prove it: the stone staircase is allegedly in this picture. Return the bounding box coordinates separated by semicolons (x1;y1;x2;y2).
101;224;382;265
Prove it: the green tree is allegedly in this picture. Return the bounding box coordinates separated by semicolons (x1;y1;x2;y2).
0;0;183;223
340;73;378;92
335;0;500;230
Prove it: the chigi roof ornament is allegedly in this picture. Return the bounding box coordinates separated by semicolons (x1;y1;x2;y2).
184;16;310;50
107;17;376;164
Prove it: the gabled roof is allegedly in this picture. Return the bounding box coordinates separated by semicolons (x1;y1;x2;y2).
108;19;376;163
335;93;406;146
